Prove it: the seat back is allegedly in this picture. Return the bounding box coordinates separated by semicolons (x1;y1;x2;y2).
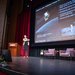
66;48;74;52
2;49;12;62
48;49;55;53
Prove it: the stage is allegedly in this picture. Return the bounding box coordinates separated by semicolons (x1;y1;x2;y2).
0;57;75;75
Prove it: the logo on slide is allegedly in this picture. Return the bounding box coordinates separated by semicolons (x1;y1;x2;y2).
44;12;49;21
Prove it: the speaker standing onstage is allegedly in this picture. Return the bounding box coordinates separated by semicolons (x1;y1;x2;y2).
23;35;30;58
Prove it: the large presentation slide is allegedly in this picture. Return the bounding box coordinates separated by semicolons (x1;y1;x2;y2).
35;0;75;43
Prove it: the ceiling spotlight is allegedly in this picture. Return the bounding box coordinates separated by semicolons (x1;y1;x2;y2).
27;5;29;7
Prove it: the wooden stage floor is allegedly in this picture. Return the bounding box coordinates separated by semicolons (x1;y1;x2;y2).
1;57;75;75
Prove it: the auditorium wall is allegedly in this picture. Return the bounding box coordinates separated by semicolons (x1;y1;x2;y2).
4;0;23;48
0;0;24;51
0;0;7;50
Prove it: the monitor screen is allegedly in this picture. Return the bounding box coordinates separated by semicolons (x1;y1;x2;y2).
34;0;75;44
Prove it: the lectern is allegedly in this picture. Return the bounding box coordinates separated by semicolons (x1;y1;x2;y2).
8;43;20;57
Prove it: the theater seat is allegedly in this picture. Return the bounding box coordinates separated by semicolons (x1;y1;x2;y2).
2;49;12;62
59;48;75;57
44;48;56;56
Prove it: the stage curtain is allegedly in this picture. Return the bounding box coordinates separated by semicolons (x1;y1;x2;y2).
0;72;7;75
15;8;30;56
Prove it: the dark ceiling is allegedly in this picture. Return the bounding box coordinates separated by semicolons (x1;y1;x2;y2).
24;0;57;8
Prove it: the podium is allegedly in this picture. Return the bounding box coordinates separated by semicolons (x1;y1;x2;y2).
8;43;21;57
